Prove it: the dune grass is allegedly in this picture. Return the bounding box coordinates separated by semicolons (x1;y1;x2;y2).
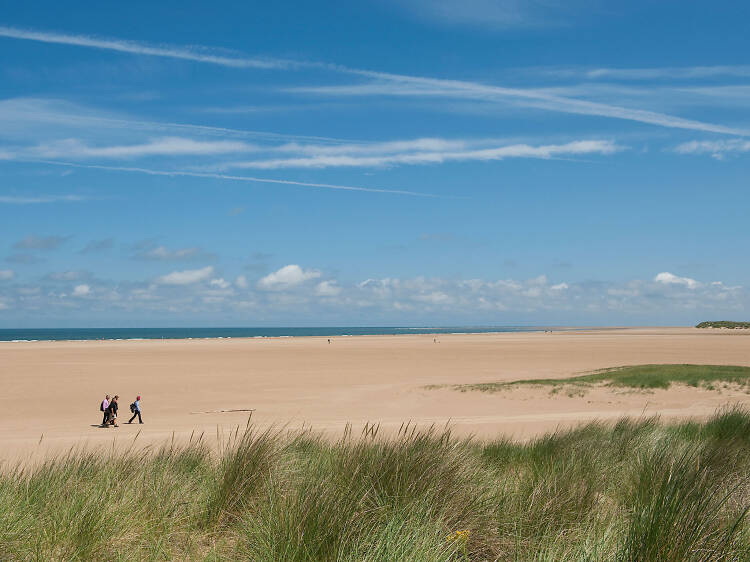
452;364;750;394
1;408;750;560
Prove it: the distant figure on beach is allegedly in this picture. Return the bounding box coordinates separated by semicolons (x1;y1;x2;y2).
100;394;110;425
128;395;143;424
106;395;119;427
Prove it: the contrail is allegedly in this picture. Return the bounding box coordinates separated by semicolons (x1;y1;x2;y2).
1;25;746;136
32;160;444;198
0;25;294;69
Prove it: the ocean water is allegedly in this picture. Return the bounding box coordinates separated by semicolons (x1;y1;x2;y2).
0;326;548;342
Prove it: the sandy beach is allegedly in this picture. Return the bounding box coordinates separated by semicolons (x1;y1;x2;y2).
2;327;749;462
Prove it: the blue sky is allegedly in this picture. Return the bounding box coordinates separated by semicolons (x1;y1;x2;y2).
1;0;748;327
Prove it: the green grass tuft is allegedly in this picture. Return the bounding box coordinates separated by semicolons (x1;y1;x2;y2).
1;407;750;559
452;364;750;394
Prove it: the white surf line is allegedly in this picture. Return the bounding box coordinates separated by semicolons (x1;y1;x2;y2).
31;160;445;198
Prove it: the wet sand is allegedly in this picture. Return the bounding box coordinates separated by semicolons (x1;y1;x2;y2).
1;327;749;463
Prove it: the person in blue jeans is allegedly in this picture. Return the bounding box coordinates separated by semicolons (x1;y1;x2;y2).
127;395;143;424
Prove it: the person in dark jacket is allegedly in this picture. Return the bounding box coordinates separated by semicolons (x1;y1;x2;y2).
106;395;119;427
127;395;143;424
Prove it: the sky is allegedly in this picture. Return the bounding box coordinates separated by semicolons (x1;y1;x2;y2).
0;0;748;327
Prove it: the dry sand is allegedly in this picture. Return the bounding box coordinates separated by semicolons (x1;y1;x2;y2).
2;327;749;463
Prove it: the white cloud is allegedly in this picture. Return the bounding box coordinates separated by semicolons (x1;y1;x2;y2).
222;140;622;170
209;278;231;289
0;300;8;310
413;291;453;305
654;272;700;290
72;284;90;297
235;275;248;289
0;270;14;280
34;137;258;159
2;269;744;320
674;139;750;159
315;280;341;297
134;245;209;261
277;137;469;156
157;266;214;285
258;265;321;290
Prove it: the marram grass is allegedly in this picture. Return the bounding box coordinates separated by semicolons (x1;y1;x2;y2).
1;409;750;560
451;364;750;393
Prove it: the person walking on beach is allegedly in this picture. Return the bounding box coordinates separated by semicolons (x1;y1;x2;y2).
100;394;110;426
127;395;143;424
106;395;119;427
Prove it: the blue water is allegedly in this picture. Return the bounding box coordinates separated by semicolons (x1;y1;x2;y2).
0;326;550;342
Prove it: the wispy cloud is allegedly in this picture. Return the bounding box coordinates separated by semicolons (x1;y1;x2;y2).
5;253;43;265
0;194;86;204
0;26;295;69
132;243;214;262
32;160;442;197
556;65;750;81
156;266;215;285
32;137;259;159
2;27;746;137
294;72;749;136
384;0;583;29
276;137;470;156
220;140;622;170
13;235;68;250
315;280;341;297
79;238;114;254
674;139;750;159
0;98;346;145
47;270;89;281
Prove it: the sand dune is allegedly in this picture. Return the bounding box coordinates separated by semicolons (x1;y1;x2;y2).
1;327;749;462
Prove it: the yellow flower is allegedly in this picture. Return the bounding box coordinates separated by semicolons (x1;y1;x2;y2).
445;529;471;543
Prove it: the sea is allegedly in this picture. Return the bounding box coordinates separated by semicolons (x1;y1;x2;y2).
0;326;550;342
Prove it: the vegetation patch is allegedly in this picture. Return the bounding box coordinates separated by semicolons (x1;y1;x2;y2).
2;408;750;560
696;321;750;329
451;364;750;394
